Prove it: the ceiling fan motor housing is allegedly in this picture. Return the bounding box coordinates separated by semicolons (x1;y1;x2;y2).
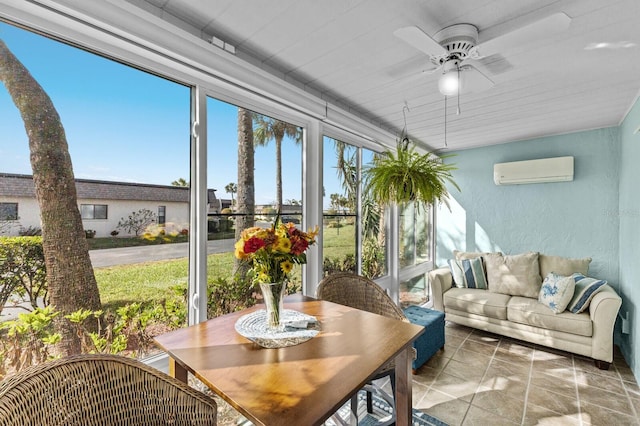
433;23;479;65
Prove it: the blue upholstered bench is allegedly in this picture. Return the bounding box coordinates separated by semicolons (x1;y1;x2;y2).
403;305;445;373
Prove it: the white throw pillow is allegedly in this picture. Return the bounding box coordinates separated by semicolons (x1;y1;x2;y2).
538;272;576;314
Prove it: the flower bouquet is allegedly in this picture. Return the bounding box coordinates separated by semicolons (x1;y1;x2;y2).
234;218;318;330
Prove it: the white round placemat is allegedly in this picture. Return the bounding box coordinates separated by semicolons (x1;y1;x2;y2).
235;309;321;348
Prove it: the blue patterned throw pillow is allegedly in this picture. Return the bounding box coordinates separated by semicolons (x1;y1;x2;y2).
447;257;487;289
568;273;607;313
538;272;575;314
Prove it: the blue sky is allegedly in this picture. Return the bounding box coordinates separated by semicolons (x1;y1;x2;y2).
0;21;348;207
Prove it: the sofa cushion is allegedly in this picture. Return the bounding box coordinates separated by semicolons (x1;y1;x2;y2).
485;252;542;298
443;288;510;320
507;296;592;337
568;273;607;314
448;257;488;289
539;254;591;278
453;250;501;269
538;272;576;314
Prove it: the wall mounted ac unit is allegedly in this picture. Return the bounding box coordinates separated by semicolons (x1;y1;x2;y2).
494;156;574;185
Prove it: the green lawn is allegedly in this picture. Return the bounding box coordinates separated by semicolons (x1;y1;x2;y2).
322;223;356;261
94;225;355;309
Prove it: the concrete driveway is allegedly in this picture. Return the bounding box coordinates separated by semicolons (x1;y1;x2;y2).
89;239;236;267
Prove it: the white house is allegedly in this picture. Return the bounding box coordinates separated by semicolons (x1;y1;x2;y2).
0;173;219;237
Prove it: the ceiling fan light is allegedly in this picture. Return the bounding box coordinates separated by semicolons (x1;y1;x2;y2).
438;70;459;96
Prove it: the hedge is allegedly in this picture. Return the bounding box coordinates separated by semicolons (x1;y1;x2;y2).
0;236;47;315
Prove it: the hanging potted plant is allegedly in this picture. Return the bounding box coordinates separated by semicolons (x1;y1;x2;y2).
363;138;459;207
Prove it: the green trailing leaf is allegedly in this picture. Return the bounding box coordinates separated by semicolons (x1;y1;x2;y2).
363;143;460;207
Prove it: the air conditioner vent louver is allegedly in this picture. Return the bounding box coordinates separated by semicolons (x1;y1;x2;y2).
494;156;574;185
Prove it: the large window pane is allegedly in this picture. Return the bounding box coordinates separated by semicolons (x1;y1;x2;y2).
0;21;190;366
361;148;386;279
400;272;429;308
207;97;303;318
322;138;387;279
322;137;357;275
399;203;432;267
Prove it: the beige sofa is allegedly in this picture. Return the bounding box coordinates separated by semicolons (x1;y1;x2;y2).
429;251;622;369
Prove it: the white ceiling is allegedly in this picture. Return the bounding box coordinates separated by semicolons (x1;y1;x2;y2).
128;0;640;151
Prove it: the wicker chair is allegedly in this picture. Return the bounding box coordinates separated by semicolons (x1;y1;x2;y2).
0;354;217;426
316;272;410;424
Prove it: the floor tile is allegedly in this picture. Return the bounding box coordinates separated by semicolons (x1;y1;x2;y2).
410;322;640;426
523;403;581;425
458;339;498;357
486;357;531;379
430;371;481;402
466;330;501;346
575;368;625;394
470;389;525;424
580;401;639;426
442;357;488;382
463;404;520;425
578;383;635;415
529;370;576;397
416;389;470;426
526;384;580;417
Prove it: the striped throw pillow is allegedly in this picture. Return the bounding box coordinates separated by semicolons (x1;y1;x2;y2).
568;273;607;313
447;257;488;289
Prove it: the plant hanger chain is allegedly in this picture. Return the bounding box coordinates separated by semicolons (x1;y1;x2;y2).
400;101;410;151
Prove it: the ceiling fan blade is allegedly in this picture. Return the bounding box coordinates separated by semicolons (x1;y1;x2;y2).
476;12;571;57
394;26;447;57
460;66;494;93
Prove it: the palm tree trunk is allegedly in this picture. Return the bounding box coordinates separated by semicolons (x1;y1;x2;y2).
235;108;255;274
0;39;101;356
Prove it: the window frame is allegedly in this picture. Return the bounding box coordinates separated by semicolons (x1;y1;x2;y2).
0;202;18;221
80;204;108;220
0;2;437;315
158;205;166;225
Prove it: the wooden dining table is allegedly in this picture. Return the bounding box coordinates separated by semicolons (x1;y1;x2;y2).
154;295;425;426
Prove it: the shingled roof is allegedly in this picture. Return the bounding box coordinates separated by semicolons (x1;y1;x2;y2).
0;173;210;203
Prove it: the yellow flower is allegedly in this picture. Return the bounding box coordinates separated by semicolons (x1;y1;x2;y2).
280;260;293;274
234;239;247;260
273;236;292;253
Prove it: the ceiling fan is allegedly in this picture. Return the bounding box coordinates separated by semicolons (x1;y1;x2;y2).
394;12;572;96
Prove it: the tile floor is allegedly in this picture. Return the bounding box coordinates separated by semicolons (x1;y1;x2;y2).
411;322;640;425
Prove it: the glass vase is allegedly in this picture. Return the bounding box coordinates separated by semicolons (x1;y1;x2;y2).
259;281;287;332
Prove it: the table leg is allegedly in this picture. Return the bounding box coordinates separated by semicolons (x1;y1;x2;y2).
394;347;412;425
169;356;188;383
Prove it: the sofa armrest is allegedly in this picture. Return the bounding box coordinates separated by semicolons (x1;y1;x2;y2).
588;285;622;363
428;267;453;312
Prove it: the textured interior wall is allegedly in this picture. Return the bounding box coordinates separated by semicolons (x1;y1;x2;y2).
618;97;640;378
436;127;620;284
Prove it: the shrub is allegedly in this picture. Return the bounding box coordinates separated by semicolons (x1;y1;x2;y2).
0;237;47;315
18;226;41;236
0;300;187;379
362;238;385;279
0;306;61;376
84;229;96;239
323;254;356;276
110;230;119;237
116;209;157;236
